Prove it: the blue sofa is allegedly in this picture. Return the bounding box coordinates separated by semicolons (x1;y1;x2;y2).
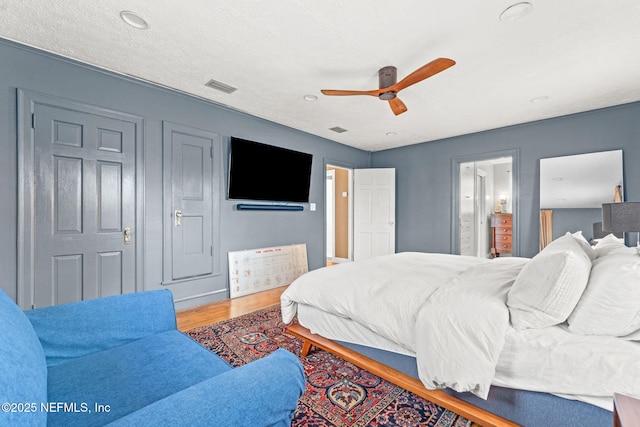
0;289;305;426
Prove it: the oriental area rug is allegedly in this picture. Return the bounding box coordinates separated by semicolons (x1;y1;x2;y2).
186;305;471;427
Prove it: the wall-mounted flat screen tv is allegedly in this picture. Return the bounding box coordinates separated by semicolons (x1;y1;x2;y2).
228;137;313;203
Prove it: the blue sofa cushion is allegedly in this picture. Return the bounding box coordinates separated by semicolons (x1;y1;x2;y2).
25;289;177;367
0;290;47;426
47;330;232;426
108;348;306;427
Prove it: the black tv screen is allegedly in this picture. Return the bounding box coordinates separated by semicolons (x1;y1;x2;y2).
228;137;313;203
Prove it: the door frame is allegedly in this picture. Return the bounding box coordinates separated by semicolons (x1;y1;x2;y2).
17;89;145;309
326;169;335;259
451;148;520;257
324;159;354;263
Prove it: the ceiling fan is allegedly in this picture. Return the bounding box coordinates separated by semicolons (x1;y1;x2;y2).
321;58;456;116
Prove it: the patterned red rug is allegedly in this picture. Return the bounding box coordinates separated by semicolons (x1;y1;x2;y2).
186;305;471;427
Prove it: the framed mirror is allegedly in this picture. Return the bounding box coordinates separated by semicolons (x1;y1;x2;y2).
539;149;623;249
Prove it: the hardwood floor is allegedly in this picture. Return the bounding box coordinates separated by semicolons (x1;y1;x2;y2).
176;285;286;331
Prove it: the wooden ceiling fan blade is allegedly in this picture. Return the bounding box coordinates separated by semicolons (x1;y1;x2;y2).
321;89;380;97
388;97;407;116
391;58;456;93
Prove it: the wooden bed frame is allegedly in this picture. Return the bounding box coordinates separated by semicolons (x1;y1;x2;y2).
287;323;519;427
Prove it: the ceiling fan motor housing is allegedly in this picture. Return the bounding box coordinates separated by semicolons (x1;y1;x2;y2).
378;66;397;100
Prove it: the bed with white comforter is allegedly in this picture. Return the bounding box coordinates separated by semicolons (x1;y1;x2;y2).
281;233;640;413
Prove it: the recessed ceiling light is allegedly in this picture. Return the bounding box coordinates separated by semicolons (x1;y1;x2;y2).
500;2;533;22
120;11;149;29
386;132;397;137
303;94;318;101
552;177;564;181
530;96;549;103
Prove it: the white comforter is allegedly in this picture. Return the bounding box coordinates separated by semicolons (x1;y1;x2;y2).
281;252;527;399
282;252;640;408
415;256;528;398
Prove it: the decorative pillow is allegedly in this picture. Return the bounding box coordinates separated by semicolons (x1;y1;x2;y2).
544;231;592;256
507;233;591;330
568;253;640;337
571;231;596;261
594;233;635;258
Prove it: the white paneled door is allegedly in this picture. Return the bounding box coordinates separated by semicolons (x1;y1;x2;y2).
353;168;396;261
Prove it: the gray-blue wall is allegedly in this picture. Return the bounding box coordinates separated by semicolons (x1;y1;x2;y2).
0;39;370;308
3;38;640;308
551;208;602;242
371;103;640;258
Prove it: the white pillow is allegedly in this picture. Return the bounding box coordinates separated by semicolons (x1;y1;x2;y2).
571;231;596;261
545;231;593;258
594;233;635;258
507;234;591;330
568;253;640;337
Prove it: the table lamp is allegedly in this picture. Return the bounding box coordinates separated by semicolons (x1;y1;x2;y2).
602;202;640;246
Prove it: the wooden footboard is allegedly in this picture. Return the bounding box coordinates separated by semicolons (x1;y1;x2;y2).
286;323;519;427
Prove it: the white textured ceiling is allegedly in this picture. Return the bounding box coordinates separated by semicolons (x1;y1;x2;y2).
2;1;640;151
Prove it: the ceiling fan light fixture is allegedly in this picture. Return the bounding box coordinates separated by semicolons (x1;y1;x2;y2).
500;2;533;22
379;91;396;101
120;10;149;29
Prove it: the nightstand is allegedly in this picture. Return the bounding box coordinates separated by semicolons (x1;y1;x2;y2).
614;393;640;427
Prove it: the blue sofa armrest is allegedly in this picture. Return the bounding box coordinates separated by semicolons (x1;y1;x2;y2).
107;349;306;427
25;290;177;367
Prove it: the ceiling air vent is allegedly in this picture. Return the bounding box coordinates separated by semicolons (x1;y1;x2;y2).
329;126;348;133
204;79;237;94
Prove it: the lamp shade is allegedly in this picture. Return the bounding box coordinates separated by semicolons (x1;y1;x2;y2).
593;221;623;239
602;202;640;232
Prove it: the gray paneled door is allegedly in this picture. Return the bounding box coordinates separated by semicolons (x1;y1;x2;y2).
29;101;137;308
163;122;217;281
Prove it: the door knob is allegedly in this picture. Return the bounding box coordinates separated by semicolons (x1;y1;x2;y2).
175;210;182;227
